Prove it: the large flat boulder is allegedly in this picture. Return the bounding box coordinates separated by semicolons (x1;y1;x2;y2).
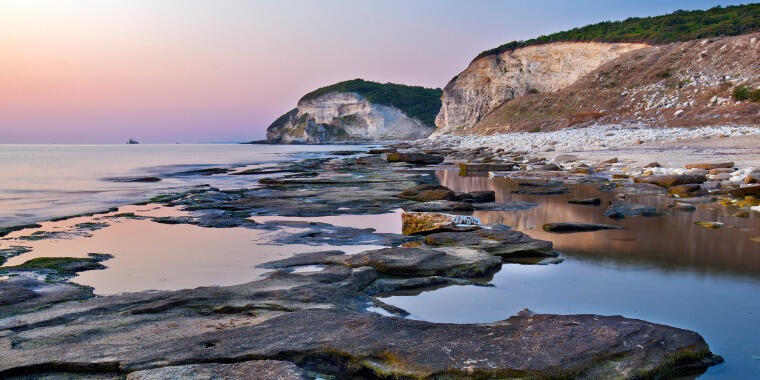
261;247;501;278
0;308;722;379
730;185;760;198
684;162;734;170
422;226;554;258
633;174;707;187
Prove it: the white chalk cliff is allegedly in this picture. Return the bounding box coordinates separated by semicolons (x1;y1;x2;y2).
434;42;648;134
267;92;436;144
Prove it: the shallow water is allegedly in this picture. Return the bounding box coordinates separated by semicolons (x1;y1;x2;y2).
0;205;385;294
382;168;760;379
0;144;365;227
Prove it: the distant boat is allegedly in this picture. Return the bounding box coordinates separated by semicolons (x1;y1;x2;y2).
127;139;139;144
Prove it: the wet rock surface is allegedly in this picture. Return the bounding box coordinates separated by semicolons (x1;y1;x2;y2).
422;226;555;260
125;360;308;380
262;247;501;279
386;152;444;164
0;146;730;378
605;201;662;219
403;200;474;212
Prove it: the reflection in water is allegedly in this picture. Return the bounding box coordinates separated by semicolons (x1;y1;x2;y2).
380;168;760;379
252;209;404;235
437;169;760;278
0;205;383;294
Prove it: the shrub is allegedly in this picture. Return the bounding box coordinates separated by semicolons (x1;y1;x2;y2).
732;86;760;102
733;86;750;101
476;4;760;59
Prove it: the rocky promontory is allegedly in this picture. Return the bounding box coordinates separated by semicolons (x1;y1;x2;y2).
266;79;442;144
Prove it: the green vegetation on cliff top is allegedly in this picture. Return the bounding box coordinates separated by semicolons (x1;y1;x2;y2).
300;79;443;127
476;3;760;59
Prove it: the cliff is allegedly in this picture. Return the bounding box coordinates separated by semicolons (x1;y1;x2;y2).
266;79;441;144
471;32;760;134
434;4;760;136
434;42;648;134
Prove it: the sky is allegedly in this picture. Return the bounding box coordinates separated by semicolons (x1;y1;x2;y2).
0;0;752;143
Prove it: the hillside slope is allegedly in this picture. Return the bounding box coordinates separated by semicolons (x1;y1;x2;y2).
435;3;760;136
267;79;441;144
472;32;760;134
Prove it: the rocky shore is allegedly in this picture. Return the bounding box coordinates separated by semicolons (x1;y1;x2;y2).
1;143;743;378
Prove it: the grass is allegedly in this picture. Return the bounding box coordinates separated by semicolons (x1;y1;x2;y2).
476;3;760;59
300;79;442;127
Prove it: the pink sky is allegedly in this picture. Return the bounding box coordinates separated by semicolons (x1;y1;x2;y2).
0;0;748;143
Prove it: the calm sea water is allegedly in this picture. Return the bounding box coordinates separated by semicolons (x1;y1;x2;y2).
0;144;363;227
383;169;760;379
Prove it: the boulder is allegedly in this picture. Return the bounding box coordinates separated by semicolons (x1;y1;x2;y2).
730;185;760;198
539;163;562;171
685;162;734;170
745;171;760;184
404;200;475;213
387;152;444;165
602;157;618;164
401;212;480;235
571;167;593;175
397;184;456;202
672;202;697;211
709;168;735;175
644;162;661;168
368;148;397;154
605;202;661;219
455;190;496;203
0;308;722;379
355;156;386;166
667;184;702;197
262;247;500;279
542;223;622;233
554;154;578;163
422;226;554;259
633;174;707;187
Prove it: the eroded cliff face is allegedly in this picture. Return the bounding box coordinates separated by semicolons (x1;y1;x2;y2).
267;92;435;144
434;42;648;134
471;33;760;134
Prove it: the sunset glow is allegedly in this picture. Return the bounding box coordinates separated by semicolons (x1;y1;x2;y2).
0;0;748;143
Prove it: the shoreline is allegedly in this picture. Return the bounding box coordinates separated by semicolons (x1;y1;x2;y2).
3;137;759;378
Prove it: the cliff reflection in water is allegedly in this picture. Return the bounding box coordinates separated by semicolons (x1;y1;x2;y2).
436;169;760;278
